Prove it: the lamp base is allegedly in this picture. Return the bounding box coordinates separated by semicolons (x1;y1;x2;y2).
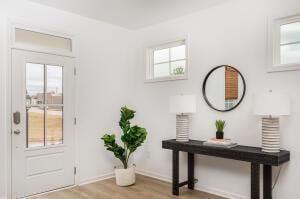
262;117;280;153
176;114;189;142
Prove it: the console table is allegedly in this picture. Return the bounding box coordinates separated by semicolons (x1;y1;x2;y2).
162;139;290;199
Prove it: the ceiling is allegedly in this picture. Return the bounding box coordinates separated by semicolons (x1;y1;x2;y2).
29;0;227;30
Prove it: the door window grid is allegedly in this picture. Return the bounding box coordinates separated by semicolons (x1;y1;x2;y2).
26;63;63;148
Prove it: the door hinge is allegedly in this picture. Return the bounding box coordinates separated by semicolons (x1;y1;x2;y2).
74;167;77;175
74;67;77;76
74;117;77;125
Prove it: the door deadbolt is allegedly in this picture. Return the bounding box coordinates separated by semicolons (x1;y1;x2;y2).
13;111;21;125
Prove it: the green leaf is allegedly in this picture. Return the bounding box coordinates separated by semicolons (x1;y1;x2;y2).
101;106;148;169
121;125;147;154
119;106;135;134
101;134;126;163
215;120;226;132
173;66;184;75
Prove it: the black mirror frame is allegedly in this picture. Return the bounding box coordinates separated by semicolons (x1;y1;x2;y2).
202;65;246;112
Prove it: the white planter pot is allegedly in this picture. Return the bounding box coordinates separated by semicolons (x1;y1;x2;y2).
115;166;136;186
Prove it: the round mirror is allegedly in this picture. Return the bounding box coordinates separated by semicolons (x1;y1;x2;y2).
202;65;246;112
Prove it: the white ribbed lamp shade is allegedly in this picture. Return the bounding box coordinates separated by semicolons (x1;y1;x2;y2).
253;91;290;116
170;95;196;114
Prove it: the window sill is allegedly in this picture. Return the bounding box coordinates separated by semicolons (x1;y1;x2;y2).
145;75;188;83
268;62;300;72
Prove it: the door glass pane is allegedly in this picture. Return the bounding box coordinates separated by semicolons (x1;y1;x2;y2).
27;107;45;148
25;63;64;148
171;60;186;75
47;65;63;104
26;63;44;105
171;45;186;61
46;106;63;146
280;43;300;64
280;22;300;44
154;63;170;77
154;48;169;63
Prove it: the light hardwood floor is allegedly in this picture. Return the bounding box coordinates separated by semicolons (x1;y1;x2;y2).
33;175;226;199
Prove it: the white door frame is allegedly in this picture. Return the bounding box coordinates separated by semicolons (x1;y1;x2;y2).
4;19;80;199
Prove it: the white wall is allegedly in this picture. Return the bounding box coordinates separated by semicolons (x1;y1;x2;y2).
1;0;300;199
0;1;136;198
132;0;300;198
0;11;6;198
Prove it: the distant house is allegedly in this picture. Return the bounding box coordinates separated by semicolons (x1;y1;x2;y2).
27;91;62;105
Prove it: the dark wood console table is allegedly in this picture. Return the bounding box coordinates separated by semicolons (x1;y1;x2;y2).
162;139;290;199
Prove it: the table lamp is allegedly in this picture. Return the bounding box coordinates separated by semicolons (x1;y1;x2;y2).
170;95;196;142
253;90;290;153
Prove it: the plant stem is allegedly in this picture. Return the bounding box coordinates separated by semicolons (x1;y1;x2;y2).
124;143;128;169
126;151;132;168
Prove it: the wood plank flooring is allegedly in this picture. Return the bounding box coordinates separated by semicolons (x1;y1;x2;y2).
33;175;226;199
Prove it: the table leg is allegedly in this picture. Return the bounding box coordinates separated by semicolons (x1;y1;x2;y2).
251;163;260;199
263;165;272;199
172;150;179;195
188;153;194;190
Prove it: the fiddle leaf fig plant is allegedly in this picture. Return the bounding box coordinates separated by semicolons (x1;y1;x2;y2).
102;106;147;169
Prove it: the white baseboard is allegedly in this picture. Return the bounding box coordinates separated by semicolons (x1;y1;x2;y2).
79;172;115;186
38;170;247;199
195;185;247;199
136;169;247;199
26;185;77;199
12;173;115;199
136;169;172;182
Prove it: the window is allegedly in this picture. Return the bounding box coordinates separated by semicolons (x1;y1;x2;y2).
146;39;188;81
26;63;63;148
268;14;300;72
225;100;235;110
14;28;73;56
280;22;300;64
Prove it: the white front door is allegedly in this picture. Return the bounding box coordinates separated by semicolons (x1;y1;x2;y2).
12;49;75;198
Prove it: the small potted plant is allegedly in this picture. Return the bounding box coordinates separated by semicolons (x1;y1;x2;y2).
101;106;147;186
215;120;226;139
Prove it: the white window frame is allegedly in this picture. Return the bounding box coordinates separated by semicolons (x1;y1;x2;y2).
145;37;189;82
268;14;300;72
11;23;76;58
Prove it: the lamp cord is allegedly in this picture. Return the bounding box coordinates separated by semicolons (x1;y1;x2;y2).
272;166;282;190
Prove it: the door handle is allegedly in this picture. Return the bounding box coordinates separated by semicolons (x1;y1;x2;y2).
13;111;21;125
13;129;21;135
